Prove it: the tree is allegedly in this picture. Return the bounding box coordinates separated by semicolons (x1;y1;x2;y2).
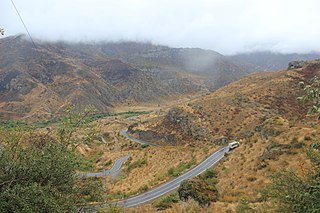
265;77;320;212
0;106;103;212
178;168;218;207
55;105;100;149
298;76;320;120
266;140;320;212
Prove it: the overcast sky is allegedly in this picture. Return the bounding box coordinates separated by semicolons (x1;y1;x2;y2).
1;0;320;54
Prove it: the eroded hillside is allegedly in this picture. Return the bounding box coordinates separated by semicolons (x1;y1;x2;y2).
0;35;255;121
127;60;320;211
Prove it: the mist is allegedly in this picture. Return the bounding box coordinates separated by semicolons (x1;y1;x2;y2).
2;0;320;55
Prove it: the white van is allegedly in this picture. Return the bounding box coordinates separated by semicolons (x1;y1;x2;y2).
228;141;240;150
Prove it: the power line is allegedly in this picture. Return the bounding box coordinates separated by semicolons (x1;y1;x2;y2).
10;0;36;48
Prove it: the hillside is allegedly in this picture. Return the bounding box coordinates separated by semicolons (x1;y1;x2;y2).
98;42;257;89
127;60;320;211
129;60;320;145
0;35;254;121
230;51;320;71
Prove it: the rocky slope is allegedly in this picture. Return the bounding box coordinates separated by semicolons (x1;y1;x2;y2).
130;60;320;145
128;60;320;210
98;42;257;89
0;35;255;121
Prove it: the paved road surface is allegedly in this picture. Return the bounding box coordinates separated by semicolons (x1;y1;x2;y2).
83;128;230;209
79;155;130;178
109;146;228;207
120;129;160;147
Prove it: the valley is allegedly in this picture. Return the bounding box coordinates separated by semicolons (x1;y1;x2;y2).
0;35;254;121
119;59;320;212
1;35;320;213
2;0;320;212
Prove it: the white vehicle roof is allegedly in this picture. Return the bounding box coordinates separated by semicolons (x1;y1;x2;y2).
229;141;239;145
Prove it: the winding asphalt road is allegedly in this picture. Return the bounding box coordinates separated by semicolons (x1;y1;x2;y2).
110;146;229;208
78;155;130;178
102;129;230;208
120;129;160;147
81;128;230;208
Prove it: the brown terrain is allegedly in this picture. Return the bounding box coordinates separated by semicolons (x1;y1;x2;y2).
75;110;219;202
125;60;320;212
0;35;254;122
3;34;320;212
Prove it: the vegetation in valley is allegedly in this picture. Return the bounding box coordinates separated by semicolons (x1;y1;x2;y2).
2;60;320;213
0;106;105;212
33;110;149;128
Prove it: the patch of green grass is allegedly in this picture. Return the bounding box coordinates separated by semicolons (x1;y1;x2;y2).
33;117;60;128
167;155;196;177
104;159;113;167
88;111;149;122
153;192;180;210
127;158;147;172
138;184;149;193
1;111;149;130
141;144;149;149
78;151;104;172
108;191;128;200
200;168;219;185
0;120;31;130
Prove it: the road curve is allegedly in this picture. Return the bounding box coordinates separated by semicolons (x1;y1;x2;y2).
120;129;160;147
78;155;130;178
110;146;229;207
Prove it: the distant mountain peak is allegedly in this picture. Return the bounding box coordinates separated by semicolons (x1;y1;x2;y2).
0;37;255;121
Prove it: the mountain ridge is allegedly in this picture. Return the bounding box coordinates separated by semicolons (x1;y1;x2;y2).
125;59;320;211
0;35;253;121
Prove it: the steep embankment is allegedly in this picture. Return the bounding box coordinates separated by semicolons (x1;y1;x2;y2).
129;60;320;210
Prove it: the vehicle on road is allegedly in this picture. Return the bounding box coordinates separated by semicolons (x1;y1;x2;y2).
228;141;240;150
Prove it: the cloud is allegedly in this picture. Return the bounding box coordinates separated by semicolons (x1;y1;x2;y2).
1;0;320;54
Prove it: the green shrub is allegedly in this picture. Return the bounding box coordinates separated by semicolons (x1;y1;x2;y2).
264;139;320;212
138;185;149;193
168;156;197;177
127;158;147;172
178;179;217;207
0;106;103;212
141;144;149;149
153;192;179;210
201;168;217;180
235;197;254;213
104;159;113;167
0;135;103;212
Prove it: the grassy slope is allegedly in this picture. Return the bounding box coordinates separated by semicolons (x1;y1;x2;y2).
126;60;320;212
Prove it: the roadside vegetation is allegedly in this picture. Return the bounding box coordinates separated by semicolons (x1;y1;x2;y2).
0;105;106;212
107;145;216;200
178;168;219;207
126;158;148;172
149;168;219;211
167;155;196;177
34;110;149;128
153;192;180;210
262;77;320;212
132;67;320;213
0;110;149;129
